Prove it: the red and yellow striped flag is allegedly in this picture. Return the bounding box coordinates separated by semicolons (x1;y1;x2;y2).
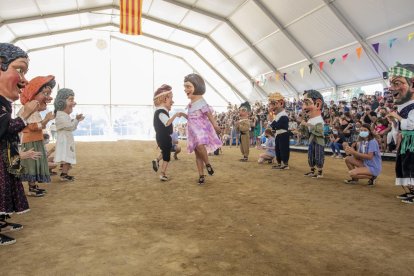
120;0;143;35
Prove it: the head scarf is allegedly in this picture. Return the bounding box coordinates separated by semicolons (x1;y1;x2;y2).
20;75;55;104
153;84;172;100
0;43;28;71
54;88;74;112
388;63;414;79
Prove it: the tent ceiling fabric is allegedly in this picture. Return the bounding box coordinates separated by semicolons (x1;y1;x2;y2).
1;0;414;100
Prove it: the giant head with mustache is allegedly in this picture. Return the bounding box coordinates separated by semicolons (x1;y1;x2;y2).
388;63;414;106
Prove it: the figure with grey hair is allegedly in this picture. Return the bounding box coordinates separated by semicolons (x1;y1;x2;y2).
53;88;85;181
0;43;41;245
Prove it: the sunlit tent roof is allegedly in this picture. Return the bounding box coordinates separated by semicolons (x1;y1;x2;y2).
1;0;414;103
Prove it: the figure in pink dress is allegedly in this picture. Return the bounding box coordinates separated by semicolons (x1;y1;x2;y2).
181;74;221;185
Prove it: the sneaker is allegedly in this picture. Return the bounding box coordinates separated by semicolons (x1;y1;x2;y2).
344;179;358;184
152;159;159;172
60;174;75;181
312;171;323;179
32;185;46;194
0;221;23;233
274;165;290;170
198;175;205;185
304;171;316;177
27;188;45;197
368;176;377;186
206;164;214;175
401;197;414;204
239;158;248;162
335;155;344;159
396;192;414;200
159;175;169;182
0;234;16;246
272;164;282;169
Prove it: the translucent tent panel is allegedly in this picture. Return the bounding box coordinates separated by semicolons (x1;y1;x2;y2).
18;30;93;52
147;0;189;25
0;26;15;43
0;0;39;20
210;24;249;57
195;0;245;18
110;39;154;105
141;19;176;40
167;29;204;48
45;14;82;32
261;0;323;27
334;0;414;38
366;25;414;67
35;0;78;14
77;0;114;9
235;80;262;102
79;9;115;26
180;10;222;34
8;19;49;38
260;78;298;98
64;41;111;104
255;31;306;69
286;6;355;56
25;47;64;98
230;1;276;43
232;48;271;77
195;40;227;66
110;105;154;140
215;60;247;86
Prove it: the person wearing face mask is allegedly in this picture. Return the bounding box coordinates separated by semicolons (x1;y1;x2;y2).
329;127;345;158
343;124;382;185
0;43;42;245
386;63;414;203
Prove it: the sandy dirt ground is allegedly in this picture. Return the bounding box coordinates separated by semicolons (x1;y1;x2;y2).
1;140;414;275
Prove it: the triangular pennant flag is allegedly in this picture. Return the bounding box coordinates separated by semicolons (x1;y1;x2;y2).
319;61;324;71
308;64;313;74
409;32;414;42
300;67;305;78
120;0;143;35
372;43;380;54
329;58;336;65
283;73;287;81
342;53;349;62
275;73;280;81
356;47;363;59
388;38;397;48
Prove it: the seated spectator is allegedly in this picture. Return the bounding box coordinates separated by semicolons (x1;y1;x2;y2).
329;127;346;158
43;133;57;175
343;124;382;186
257;128;275;164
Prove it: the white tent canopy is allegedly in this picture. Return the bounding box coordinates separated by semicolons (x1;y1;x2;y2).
1;0;414;103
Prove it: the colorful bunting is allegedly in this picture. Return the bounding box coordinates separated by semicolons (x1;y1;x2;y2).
342;53;348;62
388;38;397;48
120;0;143;35
319;61;324;71
308;64;313;74
372;42;380;54
329;58;336;65
300;67;305;78
275;73;280;81
283;73;287;81
356;47;362;59
409;32;414;42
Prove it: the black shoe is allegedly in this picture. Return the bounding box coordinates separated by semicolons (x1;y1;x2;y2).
0;234;16;246
206;164;214;175
396;192;414;200
312;171;323;179
0;221;23;233
198;175;205;185
304;171;315;177
401;197;414;204
60;173;75;181
368;176;377;186
152;159;159;172
32;185;46;194
27;187;45;197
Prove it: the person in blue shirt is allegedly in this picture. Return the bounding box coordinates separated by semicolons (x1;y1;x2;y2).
343;124;382;185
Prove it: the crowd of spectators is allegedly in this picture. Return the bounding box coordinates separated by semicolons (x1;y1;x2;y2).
208;90;398;157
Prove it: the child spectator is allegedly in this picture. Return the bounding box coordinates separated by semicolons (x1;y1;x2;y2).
343;124;382;185
257;128;275;164
53;88;85;181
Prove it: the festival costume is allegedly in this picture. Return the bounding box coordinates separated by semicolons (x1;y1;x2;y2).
186;98;221;154
395;99;414;186
0;96;30;215
237;118;250;159
54;111;80;165
153;107;173;162
270;110;290;166
306;116;325;173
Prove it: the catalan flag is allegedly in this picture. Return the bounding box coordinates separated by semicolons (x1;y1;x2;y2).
120;0;143;35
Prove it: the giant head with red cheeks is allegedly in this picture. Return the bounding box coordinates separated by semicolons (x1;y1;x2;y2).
388;63;414;106
302;89;324;119
0;43;29;102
